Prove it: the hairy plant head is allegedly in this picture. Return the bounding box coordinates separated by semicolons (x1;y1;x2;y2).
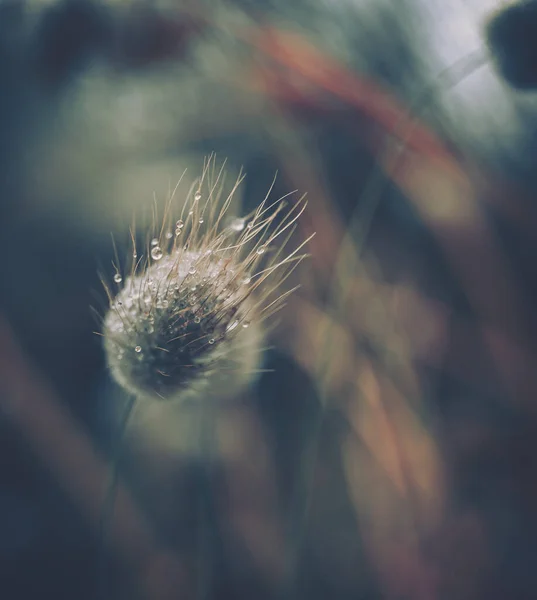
100;159;312;403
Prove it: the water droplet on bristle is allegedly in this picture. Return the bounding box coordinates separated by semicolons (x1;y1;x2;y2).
151;238;159;247
151;246;163;260
113;273;122;283
226;320;239;332
194;192;202;201
230;217;245;232
135;345;142;353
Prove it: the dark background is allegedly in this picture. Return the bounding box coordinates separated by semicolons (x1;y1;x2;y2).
1;1;537;599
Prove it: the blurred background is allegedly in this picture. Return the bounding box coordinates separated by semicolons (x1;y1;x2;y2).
2;0;537;598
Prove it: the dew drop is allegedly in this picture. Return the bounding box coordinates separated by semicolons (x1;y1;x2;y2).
113;273;122;284
226;320;239;332
194;316;201;324
247;221;254;229
151;246;163;260
133;252;137;259
176;219;184;229
208;338;215;344
230;217;245;232
175;228;182;236
198;218;204;224
194;192;202;201
256;246;266;255
135;345;142;353
242;322;250;329
188;266;197;275
165;231;173;239
241;275;251;285
151;238;159;247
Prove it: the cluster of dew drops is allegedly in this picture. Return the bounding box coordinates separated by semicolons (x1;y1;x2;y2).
110;207;263;363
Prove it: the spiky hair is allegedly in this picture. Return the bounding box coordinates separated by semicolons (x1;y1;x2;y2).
100;158;312;402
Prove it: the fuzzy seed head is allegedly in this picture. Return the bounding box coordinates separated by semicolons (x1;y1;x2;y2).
101;159;312;403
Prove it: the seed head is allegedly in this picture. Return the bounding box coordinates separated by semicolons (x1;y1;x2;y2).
101;160;312;403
